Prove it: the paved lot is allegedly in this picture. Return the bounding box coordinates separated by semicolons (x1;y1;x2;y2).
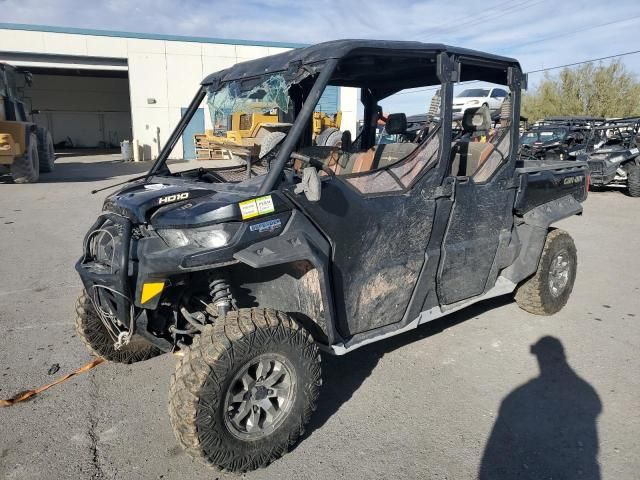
0;153;638;479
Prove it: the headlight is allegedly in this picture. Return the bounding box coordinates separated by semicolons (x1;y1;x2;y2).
607;155;624;163
469;100;480;105
157;223;240;249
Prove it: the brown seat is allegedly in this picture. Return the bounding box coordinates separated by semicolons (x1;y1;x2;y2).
351;148;376;173
350;143;419;174
450;106;493;176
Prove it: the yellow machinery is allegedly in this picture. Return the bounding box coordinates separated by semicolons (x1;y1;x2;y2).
0;63;55;183
195;109;290;161
195;109;342;161
312;111;341;139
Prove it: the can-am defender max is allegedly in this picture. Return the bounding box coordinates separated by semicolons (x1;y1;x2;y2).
574;116;640;196
519;116;602;162
75;40;588;472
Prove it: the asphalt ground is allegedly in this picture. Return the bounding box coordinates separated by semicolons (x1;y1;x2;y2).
0;153;638;479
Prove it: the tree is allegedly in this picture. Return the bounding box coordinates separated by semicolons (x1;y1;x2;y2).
521;60;640;122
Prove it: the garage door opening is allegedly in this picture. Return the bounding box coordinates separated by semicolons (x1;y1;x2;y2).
21;67;132;154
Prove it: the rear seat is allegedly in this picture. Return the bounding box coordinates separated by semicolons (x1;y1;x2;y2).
450;106;494;176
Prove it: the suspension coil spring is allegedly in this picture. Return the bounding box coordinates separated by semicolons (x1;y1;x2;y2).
209;275;232;317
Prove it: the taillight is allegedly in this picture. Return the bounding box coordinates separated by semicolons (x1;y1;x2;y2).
586;174;590;193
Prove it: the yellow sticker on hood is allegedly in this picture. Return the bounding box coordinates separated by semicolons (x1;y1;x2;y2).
239;195;274;220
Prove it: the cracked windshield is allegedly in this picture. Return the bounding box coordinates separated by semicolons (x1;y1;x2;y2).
168;73;342;177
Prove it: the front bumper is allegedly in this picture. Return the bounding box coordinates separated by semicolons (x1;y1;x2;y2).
76;213;134;327
76;208;292;324
76;212;172;322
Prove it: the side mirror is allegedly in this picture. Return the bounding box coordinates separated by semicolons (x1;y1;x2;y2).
294;167;321;202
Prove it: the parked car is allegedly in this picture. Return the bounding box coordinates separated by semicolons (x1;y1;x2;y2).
452;87;508;115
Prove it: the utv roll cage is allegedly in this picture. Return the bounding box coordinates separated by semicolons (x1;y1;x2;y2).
582;116;640;151
147;40;524;195
535;116;605;128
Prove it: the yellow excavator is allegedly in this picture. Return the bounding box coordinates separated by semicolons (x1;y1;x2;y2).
0;63;55;183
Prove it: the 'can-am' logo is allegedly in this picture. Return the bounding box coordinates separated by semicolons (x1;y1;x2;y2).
158;192;190;205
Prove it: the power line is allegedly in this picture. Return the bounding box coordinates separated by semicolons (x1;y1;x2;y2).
421;0;548;43
417;0;520;39
501;14;640;51
527;49;640;73
393;48;640;97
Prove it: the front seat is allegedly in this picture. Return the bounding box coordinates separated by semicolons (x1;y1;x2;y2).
450;106;494;177
352;113;418;173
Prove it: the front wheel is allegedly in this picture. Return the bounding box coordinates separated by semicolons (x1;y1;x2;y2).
627;162;640;197
37;129;56;173
169;308;321;472
74;291;162;363
514;229;577;315
11;133;39;183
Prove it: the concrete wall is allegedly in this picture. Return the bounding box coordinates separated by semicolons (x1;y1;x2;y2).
127;39;296;159
0;26;359;159
339;87;359;137
24;74;131;148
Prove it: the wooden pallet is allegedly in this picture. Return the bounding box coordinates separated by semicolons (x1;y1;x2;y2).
193;133;258;161
196;148;233;160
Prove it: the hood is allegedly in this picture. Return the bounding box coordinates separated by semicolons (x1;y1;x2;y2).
102;175;273;226
453;97;485;105
586;147;638;164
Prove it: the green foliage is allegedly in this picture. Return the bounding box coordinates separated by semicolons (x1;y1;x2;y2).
522;60;640;122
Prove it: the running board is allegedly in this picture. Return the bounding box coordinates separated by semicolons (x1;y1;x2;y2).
325;277;517;356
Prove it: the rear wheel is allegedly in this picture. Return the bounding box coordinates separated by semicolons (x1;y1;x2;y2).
325;129;343;147
11;133;39;183
627;163;640;197
37;129;56;173
315;127;340;146
169;308;321;472
259;131;286;159
514;229;577;315
74;291;162;363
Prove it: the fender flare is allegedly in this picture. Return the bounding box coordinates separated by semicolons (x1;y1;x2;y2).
502;195;582;284
233;210;340;346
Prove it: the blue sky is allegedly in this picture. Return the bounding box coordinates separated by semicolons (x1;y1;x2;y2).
3;0;640;114
3;0;640;74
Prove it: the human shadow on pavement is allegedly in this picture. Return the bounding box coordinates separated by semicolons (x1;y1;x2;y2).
295;295;513;450
478;336;602;480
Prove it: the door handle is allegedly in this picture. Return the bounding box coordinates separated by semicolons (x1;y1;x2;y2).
498;178;519;190
424;177;456;200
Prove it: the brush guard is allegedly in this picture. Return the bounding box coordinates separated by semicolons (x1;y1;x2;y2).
76;213;135;349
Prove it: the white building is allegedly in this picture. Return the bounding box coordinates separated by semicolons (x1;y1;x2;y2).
0;23;358;160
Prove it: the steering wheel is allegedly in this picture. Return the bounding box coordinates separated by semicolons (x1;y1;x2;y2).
290;152;335;176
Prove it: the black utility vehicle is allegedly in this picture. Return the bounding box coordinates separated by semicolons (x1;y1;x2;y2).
75;40;588;472
575;116;640;196
519;116;602;161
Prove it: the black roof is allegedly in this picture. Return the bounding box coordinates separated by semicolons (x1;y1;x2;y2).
201;39;521;86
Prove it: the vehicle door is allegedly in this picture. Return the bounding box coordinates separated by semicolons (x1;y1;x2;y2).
437;87;518;305
288;92;448;337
